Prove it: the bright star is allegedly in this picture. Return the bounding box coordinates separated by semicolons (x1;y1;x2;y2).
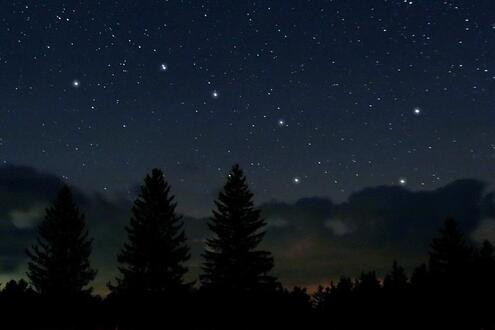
293;177;301;184
72;80;80;88
413;107;421;115
160;63;168;71
212;90;219;99
399;178;407;185
278;119;286;127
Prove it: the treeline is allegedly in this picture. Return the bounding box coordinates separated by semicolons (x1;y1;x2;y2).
0;165;494;330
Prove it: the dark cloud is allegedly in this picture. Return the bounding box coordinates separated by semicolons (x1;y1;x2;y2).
1;165;494;293
0;165;64;196
334;179;488;249
257;179;495;288
0;165;66;272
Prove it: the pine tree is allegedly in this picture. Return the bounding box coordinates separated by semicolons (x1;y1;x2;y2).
312;285;331;311
477;240;495;268
382;261;410;330
428;218;472;279
1;279;34;299
201;164;275;293
332;276;353;301
352;271;382;329
331;277;354;328
410;263;429;289
475;240;495;329
474;240;495;287
26;185;96;298
383;260;408;293
355;271;381;298
110;168;190;296
428;218;474;329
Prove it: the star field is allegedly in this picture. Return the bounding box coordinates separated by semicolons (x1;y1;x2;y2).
0;0;494;215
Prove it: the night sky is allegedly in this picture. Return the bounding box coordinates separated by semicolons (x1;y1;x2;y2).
1;0;495;291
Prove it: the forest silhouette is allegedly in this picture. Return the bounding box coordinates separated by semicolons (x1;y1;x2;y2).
0;165;493;330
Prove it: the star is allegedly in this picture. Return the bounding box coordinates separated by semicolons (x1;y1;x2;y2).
160;63;168;71
72;80;80;88
413;107;421;115
278;119;286;127
399;178;407;185
293;177;301;184
211;90;219;99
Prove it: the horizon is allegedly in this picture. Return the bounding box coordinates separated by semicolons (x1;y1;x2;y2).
1;163;493;295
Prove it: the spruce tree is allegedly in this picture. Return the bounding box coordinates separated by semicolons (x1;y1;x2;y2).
354;271;382;328
331;277;354;328
382;261;409;330
383;260;408;293
1;279;34;301
410;263;429;289
428;218;472;279
110;168;190;296
26;185;96;297
355;271;381;298
312;285;331;311
332;276;353;300
201;164;275;293
477;240;495;269
428;218;473;329
474;240;495;286
475;240;495;329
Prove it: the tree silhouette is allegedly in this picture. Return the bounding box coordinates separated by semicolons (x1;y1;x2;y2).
1;279;35;303
332;276;354;301
279;286;314;328
26;185;96;298
355;271;381;297
330;277;354;329
312;285;331;311
428;218;472;279
353;271;381;328
428;218;474;329
200;164;275;293
110;168;190;296
410;263;429;288
383;260;408;293
382;261;410;330
0;279;37;328
473;240;495;329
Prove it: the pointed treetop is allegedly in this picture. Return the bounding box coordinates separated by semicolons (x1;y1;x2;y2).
429;218;472;277
110;168;190;296
26;185;95;297
201;164;276;292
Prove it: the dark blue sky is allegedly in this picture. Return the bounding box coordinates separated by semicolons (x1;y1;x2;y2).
1;0;494;216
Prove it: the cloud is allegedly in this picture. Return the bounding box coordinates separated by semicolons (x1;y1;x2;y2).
9;204;46;229
471;218;495;243
331;179;489;250
257;179;495;287
266;217;289;228
0;165;67;274
0;164;64;195
324;219;353;236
